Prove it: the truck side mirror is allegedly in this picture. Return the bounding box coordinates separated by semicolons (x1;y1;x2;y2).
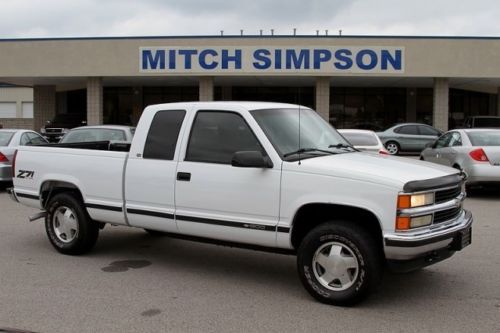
231;151;273;168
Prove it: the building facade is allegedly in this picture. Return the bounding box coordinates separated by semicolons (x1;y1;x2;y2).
0;35;499;132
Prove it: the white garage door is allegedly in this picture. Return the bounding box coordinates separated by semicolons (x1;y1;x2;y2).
0;102;16;118
22;102;33;118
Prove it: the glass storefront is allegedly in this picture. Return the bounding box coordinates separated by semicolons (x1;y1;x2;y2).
230;86;314;109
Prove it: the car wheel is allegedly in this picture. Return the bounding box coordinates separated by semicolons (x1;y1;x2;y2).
45;192;99;255
297;221;382;306
385;141;400;155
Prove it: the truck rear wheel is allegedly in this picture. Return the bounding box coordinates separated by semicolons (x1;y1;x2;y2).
45;193;99;255
297;221;382;306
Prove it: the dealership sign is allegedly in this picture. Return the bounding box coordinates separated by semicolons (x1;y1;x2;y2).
140;46;404;74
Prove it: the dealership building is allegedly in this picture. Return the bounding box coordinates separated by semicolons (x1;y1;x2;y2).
0;35;500;132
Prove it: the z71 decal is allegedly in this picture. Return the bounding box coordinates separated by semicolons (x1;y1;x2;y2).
17;170;35;179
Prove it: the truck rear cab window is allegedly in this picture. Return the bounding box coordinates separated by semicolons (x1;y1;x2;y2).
185;111;264;164
143;110;186;160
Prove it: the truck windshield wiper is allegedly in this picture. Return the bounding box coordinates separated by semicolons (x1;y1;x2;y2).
283;148;337;158
328;143;360;152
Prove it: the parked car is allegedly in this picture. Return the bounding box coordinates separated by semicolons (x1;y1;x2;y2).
9;102;472;306
59;125;135;144
377;123;442;155
420;129;500;187
338;129;388;154
0;129;47;182
463;116;500;129
41;113;87;142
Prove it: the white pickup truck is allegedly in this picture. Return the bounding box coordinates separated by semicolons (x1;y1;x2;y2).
9;102;472;305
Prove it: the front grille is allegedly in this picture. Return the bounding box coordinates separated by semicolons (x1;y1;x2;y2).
46;128;63;133
435;185;461;204
434;206;462;224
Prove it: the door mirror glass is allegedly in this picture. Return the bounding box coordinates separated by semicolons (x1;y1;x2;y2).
231;151;273;168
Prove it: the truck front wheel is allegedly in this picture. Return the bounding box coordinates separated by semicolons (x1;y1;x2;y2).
45;193;99;255
297;221;382;306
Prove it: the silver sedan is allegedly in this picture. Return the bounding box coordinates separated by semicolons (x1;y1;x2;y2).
420;129;500;186
0;129;47;182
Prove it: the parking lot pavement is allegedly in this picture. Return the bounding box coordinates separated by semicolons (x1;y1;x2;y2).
0;186;499;333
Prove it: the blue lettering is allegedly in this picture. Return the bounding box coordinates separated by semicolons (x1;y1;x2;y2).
381;49;402;70
199;49;218;69
253;49;272;69
168;49;176;69
142;49;165;70
356;50;378;70
285;49;310;69
221;49;242;69
178;49;198;69
313;49;332;69
274;50;282;69
334;49;353;70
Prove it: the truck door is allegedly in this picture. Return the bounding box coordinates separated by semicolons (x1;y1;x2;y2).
174;109;281;247
124;110;186;232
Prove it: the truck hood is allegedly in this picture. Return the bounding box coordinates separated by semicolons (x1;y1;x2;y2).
283;152;459;189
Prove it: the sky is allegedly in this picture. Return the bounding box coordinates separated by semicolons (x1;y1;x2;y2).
0;0;499;38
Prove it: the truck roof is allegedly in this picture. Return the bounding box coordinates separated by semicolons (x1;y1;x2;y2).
144;101;309;112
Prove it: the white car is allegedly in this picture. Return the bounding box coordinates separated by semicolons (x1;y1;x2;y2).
59;125;135;144
0;129;47;182
338;129;389;154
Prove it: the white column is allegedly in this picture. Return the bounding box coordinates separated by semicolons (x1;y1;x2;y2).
199;77;214;101
87;77;103;125
315;77;330;121
433;78;449;131
33;85;56;132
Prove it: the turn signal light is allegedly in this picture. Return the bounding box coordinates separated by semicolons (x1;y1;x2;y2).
469;148;489;162
0;152;8;163
396;216;410;230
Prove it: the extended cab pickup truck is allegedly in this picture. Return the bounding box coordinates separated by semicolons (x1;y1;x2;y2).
9;102;473;305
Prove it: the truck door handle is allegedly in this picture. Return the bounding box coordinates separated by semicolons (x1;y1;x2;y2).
177;172;191;181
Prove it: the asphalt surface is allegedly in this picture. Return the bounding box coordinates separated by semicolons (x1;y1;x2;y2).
0;183;499;333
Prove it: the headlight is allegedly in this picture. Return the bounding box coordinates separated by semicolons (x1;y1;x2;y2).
397;192;434;209
396;214;433;230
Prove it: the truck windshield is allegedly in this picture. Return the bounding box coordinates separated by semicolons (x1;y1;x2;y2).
251;108;352;160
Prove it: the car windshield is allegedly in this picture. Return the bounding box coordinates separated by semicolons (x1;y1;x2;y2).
466;131;500;146
251;108;351;160
340;132;379;146
60;128;127;143
0;132;15;146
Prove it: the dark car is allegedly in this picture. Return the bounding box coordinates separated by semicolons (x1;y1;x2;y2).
41;113;87;142
376;123;443;155
463;116;500;129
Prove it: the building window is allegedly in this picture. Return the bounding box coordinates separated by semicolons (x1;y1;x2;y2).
0;102;16;118
22;102;33;118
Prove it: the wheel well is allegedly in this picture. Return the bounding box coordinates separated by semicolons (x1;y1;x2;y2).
290;203;384;252
40;181;83;208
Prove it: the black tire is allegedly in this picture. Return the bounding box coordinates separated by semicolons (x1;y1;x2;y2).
297;221;382;306
45;192;99;255
144;229;168;236
385;141;400;155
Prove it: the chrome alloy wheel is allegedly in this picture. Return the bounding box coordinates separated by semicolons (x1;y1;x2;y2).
312;241;359;291
52;206;79;243
386;142;399;155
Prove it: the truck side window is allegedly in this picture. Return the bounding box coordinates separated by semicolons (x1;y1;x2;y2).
186;111;264;164
143;110;186;160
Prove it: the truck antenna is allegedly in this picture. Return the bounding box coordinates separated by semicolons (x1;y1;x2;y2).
298;87;302;165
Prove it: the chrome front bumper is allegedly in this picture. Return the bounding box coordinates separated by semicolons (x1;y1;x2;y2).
384;209;473;260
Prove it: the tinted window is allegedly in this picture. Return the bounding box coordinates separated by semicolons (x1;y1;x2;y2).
396;125;418;135
418;125;440;136
186;111;263;164
473;118;500;128
0;132;14;146
61;129;127;143
20;133;31;145
466;131;500;146
143;110;186;160
340;132;379;146
26;132;47;145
